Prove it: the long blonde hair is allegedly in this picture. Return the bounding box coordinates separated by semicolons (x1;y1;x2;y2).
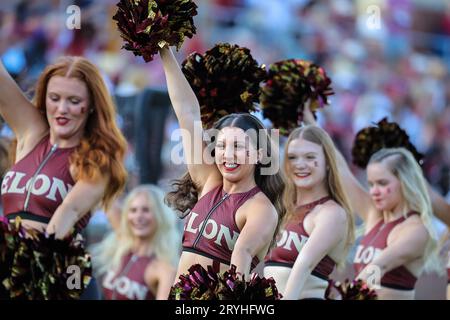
91;185;182;276
282;125;355;266
369;148;441;274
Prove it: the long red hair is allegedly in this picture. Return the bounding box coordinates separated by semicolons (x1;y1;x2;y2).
33;56;127;208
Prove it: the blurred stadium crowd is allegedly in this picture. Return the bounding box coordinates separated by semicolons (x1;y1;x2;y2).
1;0;450;299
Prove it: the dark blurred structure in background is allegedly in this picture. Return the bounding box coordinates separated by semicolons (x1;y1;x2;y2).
114;89;170;187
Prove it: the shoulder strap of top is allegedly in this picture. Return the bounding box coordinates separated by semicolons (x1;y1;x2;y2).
407;211;420;218
233;185;262;208
298;195;333;221
197;184;223;202
15;134;50;163
384;211;420;232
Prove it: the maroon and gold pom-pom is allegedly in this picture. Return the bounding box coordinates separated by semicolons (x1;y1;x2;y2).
181;43;267;128
169;263;282;300
325;279;378;300
113;0;198;62
0;217;23;299
351;117;424;168
0;217;92;300
260;59;333;136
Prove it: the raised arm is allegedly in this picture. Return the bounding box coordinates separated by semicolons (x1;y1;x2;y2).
0;59;46;140
160;47;220;190
427;184;450;227
333;148;375;223
302;103;374;223
283;205;347;299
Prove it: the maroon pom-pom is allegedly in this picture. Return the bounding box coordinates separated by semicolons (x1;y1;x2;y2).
113;0;198;62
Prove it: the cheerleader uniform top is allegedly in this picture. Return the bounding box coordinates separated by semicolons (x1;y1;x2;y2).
353;212;419;290
265;196;336;281
1;134;90;229
182;184;261;271
102;252;156;300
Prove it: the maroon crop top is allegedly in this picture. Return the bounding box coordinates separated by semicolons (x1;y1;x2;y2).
102;252;156;300
353;212;419;290
1;134;90;229
265;196;336;281
182;185;261;271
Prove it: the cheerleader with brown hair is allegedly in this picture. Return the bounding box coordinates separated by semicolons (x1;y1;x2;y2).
160;45;285;279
